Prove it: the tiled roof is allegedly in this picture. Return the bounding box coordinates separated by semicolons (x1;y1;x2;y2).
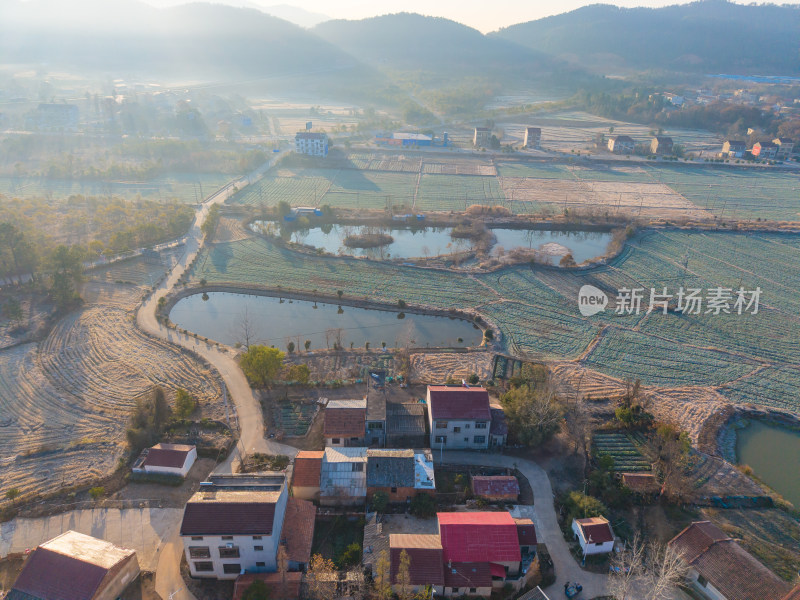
389;534;444;586
292;451;323;488
575;517;613;544
782;585;800;600
472;476;520;497
367;450;415;487
621;472;659;493
669;521;791;600
514;518;537;546
181;498;277;536
324;407;365;437
443;562;492;588
282;497;316;564
143;443;195;469
233;572;302;600
428;386;491;420
613;135;635;143
438;512;521;563
490;408;508;435
323;447;367;462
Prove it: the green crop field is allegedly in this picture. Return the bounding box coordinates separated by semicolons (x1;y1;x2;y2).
415;174;506;212
593;433;651;472
188;228;800;412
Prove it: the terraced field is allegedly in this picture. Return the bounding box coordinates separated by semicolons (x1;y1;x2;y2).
593;433;651;472
0;283;223;502
188;229;800;414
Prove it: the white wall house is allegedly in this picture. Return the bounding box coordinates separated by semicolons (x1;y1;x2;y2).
427;386;492;451
180;474;288;580
133;443;197;478
295;132;328;157
571;517;614;556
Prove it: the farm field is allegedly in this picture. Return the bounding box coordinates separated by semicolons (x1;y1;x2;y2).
0;282;223;504
593;432;651;472
190;229;800;414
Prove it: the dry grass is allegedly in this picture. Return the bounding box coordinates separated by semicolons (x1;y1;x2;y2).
409;351;493;383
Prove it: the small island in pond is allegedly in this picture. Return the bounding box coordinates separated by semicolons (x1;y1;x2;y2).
343;232;394;248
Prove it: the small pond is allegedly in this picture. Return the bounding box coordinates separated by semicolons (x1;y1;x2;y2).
250;221;612;264
169;292;480;350
736;420;800;506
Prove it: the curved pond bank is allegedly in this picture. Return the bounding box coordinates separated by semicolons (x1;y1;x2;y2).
169;292;481;350
736;420;800;506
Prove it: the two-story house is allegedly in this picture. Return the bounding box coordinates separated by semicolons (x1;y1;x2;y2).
324;399;366;447
427;385;492;450
179;473;315;580
608;135;635;154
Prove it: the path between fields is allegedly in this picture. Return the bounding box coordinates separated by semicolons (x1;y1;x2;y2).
439;451;608;598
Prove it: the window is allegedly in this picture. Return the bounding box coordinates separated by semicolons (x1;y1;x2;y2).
218;547;240;559
470;589;477;594
350;437;359;441
368;422;383;429
475;422;487;429
189;547;210;559
332;438;341;444
372;438;379;445
256;561;266;567
434;435;447;444
436;421;447;429
223;563;242;574
191;536;203;541
697;575;708;587
473;435;486;444
352;463;364;472
254;545;264;551
453;426;461;433
193;561;214;572
391;487;397;493
221;536;233;540
595;542;603;546
465;424;470;429
451;588;459;594
252;536;262;540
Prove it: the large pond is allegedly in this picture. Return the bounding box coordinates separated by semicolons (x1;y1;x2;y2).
170;292;480;350
736;420;800;506
251;221;611;264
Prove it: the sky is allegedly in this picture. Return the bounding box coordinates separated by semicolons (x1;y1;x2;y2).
138;0;728;32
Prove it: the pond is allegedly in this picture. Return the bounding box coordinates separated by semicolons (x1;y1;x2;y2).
736;420;800;506
169;292;480;350
251;221;612;264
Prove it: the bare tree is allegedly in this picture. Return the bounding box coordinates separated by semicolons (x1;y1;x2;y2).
608;533;646;600
647;541;688;600
396;549;413;600
373;550;392;600
238;305;259;350
304;554;337;600
651;424;693;501
608;535;688;600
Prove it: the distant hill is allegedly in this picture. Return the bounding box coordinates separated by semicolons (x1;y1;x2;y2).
258;3;330;28
493;0;800;75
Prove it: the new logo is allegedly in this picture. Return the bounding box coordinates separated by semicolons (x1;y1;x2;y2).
578;285;608;316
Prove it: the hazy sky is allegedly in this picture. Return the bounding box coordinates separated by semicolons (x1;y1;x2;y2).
140;0;726;32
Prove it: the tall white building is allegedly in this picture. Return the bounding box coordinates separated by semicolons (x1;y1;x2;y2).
295;131;329;157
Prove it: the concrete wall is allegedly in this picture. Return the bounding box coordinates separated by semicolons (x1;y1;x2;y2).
144;448;197;478
686;568;728;600
429;418;489;450
367;486;420;503
443;585;492;597
96;554;141;600
292;485;320;501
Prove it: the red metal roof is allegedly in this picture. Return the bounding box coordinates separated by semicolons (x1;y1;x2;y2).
282;497;316;564
292;452;323;488
443;562;492;588
489;563;506;578
143;445;194;469
428;386;491;420
11;547;109;600
437;512;520;563
514;518;537;546
324;408;366;437
575;517;614;544
472;476;520;498
180;502;276;536
389;534;445;586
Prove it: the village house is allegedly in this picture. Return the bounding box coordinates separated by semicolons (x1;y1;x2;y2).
320;446;368;506
471;475;520;501
490;406;509;448
650;135;673;155
366;392;387;447
571;516;615;556
290;450;323;501
669;521;798;600
607;135;635;154
722;140;746;158
389;534;445;596
427;385;493;451
7;530;140;600
474;127;491;147
366;448;436;502
294;131;328;157
524;127;542;149
773;137;794;159
752;140;779;159
514;518;537;555
324;398;366;447
179;473;315;580
132;442;197;478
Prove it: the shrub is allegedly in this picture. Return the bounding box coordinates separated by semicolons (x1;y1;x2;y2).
175;388;197;418
371;491;389;513
89;486;105;501
410;493;436;518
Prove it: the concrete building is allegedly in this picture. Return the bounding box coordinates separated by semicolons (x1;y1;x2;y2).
669;521;795;600
722;140;746;158
773;137;794;159
7;530;140;600
366;448;435;502
324;398;366;447
389;534;445;596
650;136;674;155
473;127;491;147
290;450;323;500
489;406;508;448
320;446;367;506
295;131;328;157
366;392;386;447
523;127;541;149
571;517;614;556
375;132;433;147
132;443;196;478
752;141;779;159
180;473;315;580
608;135;635;154
427;385;492;451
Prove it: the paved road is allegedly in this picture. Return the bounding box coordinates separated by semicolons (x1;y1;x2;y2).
439;451;608;598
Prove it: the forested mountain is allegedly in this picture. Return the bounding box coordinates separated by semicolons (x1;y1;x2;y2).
494;0;800;75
